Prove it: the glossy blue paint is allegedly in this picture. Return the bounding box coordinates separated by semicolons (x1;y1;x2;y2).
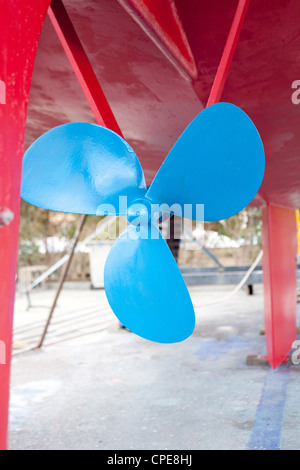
147;103;265;221
21;103;265;343
104;224;196;343
22;123;146;215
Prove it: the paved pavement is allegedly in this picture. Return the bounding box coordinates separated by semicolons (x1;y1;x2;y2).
9;284;300;450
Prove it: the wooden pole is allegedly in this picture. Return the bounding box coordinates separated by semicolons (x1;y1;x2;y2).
36;214;87;349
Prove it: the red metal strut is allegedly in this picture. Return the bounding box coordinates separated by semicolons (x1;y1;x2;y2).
0;0;53;450
206;0;250;107
48;0;123;136
262;205;298;369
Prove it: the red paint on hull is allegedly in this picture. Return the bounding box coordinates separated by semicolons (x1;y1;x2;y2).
206;0;250;107
48;0;123;134
26;0;300;208
117;0;197;79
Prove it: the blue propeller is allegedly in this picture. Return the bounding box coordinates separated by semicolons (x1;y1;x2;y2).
22;103;265;343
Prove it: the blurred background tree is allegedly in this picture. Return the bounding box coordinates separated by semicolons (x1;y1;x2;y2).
19;201;100;266
206;208;262;248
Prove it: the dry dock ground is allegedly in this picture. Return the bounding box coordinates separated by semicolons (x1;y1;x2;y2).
9;284;300;450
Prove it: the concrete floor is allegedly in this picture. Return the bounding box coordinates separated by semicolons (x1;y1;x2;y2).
9;284;300;450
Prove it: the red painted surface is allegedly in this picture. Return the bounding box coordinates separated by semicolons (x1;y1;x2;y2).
262;205;298;369
48;0;123;135
117;0;197;79
206;0;250;107
0;0;51;450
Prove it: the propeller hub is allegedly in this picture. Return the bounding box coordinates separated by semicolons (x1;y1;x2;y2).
127;197;153;226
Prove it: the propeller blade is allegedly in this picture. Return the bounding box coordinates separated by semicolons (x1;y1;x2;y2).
146;103;265;221
104;224;195;343
22;123;146;215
